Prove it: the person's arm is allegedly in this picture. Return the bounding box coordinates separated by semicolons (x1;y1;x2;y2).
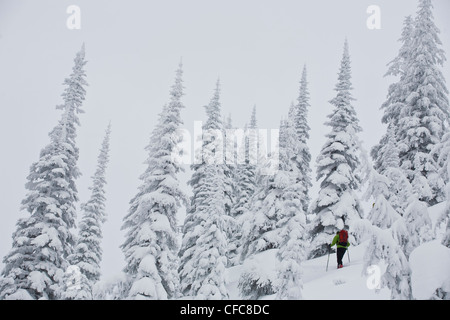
330;235;338;247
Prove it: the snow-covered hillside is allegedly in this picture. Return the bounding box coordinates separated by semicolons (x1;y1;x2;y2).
224;202;450;300
227;203;450;300
92;202;449;300
226;240;450;300
226;241;391;300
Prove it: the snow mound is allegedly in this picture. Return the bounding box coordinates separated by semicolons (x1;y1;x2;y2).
237;249;278;299
410;240;450;300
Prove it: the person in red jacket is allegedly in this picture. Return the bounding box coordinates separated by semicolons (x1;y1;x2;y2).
330;230;350;269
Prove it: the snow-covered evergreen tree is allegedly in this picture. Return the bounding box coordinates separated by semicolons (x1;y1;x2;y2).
432;130;450;186
223;113;237;216
365;170;401;229
370;125;414;217
403;198;433;257
238;123;285;298
364;152;431;300
373;124;402;177
362;167;413;299
274;116;308;300
178;80;231;299
186;164;229;299
290;65;312;213
309;40;363;258
442;216;450;248
63;123;111;299
275;212;305;300
371;16;414;174
228;107;258;266
92;272;130;300
0;45;88;300
363;226;412;300
384;152;414;219
386;15;414;78
364;125;408;227
121;62;186;300
362;171;413;299
396;0;449;205
239;128;285;261
436;132;450;248
239;113;307;299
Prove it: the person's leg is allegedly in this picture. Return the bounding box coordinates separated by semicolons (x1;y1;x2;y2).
337;248;345;266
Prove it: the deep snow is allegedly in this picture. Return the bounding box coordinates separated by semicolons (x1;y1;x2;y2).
94;202;449;300
225;201;449;300
226;241;391;300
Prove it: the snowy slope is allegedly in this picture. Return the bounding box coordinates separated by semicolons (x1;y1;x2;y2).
410;240;450;300
226;241;390;300
225;203;448;300
301;241;390;300
93;202;448;300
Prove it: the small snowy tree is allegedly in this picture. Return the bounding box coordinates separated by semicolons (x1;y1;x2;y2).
363;169;413;299
92;272;130;300
309;40;363;258
363;226;412;300
403;198;434;257
121;62;186;300
364;182;432;300
239;114;307;300
365;170;401;229
374;125;401;177
275;212;305;300
0;45;88;300
63;123;111;299
275;117;308;300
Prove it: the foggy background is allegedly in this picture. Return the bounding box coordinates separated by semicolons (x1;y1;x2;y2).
0;0;449;280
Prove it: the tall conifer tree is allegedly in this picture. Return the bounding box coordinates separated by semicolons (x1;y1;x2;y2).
309;40;363;258
178;80;230;299
0;45;88;300
63;123;111;299
121;62;186;300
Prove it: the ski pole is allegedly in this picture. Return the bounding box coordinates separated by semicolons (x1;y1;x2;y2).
347;248;351;264
326;251;330;272
326;246;331;272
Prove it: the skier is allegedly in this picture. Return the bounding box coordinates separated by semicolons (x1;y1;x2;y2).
330;229;350;269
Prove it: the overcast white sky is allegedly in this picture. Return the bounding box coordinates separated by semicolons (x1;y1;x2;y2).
0;0;449;280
